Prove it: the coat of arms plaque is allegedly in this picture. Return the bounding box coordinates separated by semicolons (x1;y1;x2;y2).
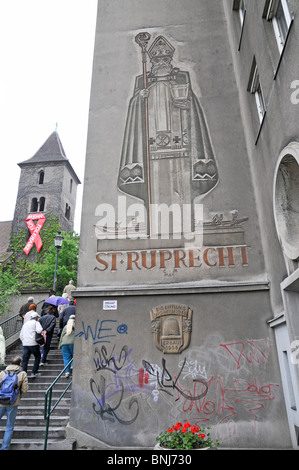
150;304;192;354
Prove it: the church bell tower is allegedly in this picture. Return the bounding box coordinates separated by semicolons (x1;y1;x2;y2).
11;131;80;240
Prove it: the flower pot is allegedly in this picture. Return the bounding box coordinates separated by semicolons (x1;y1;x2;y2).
154;443;210;450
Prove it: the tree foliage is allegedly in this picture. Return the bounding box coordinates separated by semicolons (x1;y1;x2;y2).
34;229;80;293
0;264;21;317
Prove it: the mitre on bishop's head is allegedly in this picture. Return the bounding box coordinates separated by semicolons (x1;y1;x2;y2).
148;35;175;59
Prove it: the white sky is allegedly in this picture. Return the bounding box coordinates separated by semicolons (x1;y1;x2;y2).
0;0;98;234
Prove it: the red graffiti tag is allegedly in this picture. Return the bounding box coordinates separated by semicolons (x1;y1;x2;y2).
220;339;271;370
174;374;279;441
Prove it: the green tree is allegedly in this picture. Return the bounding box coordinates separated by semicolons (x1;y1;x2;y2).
0;264;21;317
35;230;79;294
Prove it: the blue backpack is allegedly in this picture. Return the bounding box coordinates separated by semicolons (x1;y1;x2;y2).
0;370;20;405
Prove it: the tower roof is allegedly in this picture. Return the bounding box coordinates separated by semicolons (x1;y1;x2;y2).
18;131;81;184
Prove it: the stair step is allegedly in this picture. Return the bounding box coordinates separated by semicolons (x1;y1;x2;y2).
6;350;63;357
0;426;66;439
0;414;69;427
6;351;60;356
18;405;70;416
8;438;74;450
27;381;71;390
21;397;71;407
25;390;71;399
27;374;72;381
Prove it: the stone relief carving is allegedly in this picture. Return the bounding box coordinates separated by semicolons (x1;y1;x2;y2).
150;304;193;353
118;33;218;235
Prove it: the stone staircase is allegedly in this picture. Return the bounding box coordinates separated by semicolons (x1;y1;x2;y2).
0;327;74;450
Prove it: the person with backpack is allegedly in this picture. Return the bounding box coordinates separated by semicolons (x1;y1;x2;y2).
0;356;28;450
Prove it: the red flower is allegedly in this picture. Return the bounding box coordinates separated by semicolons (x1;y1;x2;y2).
173;422;182;431
167;428;173;433
181;428;187;433
198;433;206;439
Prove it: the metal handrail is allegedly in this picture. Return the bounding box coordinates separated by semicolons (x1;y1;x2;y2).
0;313;22;340
44;359;73;450
0;299;46;340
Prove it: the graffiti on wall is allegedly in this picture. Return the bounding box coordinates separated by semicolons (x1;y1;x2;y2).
75;320;279;441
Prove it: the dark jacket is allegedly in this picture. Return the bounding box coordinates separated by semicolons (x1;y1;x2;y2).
39;314;56;335
19;301;33;318
59;306;76;330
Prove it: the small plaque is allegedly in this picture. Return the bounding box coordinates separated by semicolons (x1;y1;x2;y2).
103;300;118;310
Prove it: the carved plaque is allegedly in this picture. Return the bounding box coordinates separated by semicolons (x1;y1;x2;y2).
150;304;192;354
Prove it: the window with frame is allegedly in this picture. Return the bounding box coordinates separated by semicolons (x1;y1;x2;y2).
248;58;266;124
238;0;246;26
233;0;246;25
38;170;44;184
233;0;247;50
31;198;38;212
264;0;292;53
39;197;45;212
65;203;71;220
30;196;46;212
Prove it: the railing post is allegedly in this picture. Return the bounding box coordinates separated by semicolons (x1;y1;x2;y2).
43;359;73;450
44;388;52;450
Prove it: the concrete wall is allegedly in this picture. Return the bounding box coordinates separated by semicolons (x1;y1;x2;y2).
71;0;292;448
69;289;291;448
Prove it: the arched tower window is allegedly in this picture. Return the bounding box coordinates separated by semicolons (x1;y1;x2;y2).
31;198;38;212
65;203;71;220
39;171;45;184
39;197;45;211
30;197;46;212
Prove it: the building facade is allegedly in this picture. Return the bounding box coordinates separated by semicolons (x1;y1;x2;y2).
70;0;299;449
226;0;299;448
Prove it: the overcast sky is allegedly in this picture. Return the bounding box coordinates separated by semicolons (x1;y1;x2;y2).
0;0;98;233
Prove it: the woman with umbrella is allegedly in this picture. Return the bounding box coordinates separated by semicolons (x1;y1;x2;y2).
41;294;69;317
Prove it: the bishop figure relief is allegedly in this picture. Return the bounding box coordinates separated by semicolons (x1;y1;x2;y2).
118;33;218;236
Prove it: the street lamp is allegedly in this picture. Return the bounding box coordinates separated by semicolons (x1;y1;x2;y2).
53;231;64;292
